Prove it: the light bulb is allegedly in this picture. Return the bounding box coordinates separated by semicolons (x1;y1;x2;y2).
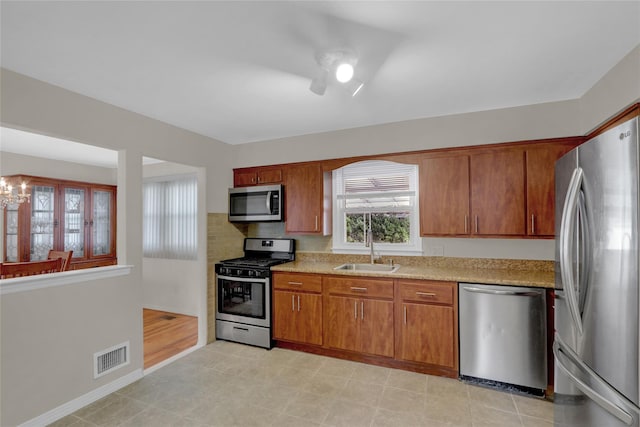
335;63;354;83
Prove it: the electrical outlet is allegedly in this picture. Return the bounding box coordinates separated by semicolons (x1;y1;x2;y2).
427;246;444;256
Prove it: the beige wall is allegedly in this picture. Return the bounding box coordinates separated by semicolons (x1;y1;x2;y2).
579;45;640;134
0;273;141;427
232;99;582;168
0;151;117;184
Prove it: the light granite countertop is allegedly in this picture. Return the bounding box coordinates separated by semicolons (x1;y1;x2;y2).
271;253;556;289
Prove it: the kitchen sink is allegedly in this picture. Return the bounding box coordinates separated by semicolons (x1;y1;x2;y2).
333;263;400;273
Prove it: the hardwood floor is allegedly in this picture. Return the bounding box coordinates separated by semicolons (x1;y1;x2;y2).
143;308;198;369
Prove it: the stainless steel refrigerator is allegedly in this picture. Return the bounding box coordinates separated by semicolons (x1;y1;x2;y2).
554;116;639;426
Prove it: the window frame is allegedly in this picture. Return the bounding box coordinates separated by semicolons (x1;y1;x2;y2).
332;160;422;256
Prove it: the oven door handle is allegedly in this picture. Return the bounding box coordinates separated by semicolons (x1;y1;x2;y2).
217;275;268;283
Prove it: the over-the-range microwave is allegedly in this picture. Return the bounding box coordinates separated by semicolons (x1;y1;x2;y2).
228;184;283;222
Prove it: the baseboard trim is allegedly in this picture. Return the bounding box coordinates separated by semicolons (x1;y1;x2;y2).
143;343;204;375
19;368;143;427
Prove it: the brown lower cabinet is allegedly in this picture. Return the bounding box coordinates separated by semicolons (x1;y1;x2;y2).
395;280;458;370
325;276;395;358
272;272;323;346
272;272;459;378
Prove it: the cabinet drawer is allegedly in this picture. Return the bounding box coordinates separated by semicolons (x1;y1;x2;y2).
398;280;454;305
273;272;322;293
325;277;394;299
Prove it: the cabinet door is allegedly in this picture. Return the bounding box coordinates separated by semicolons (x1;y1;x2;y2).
360;299;394;357
526;144;572;237
399;302;455;368
234;171;257;187
257;168;282;185
90;187;116;258
273;290;300;342
62;185;88;259
421;155;470;235
29;183;57;261
470;150;525;235
298;293;323;346
273;290;322;345
3;203;21;262
326;295;359;352
284;164;325;234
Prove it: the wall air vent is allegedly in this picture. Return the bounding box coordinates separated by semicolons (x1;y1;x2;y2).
94;341;130;379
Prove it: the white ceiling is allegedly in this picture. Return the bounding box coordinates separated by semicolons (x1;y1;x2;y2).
1;1;639;148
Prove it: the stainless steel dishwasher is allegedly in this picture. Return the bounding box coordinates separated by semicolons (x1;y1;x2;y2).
459;283;547;394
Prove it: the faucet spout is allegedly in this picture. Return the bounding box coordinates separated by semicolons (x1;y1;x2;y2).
367;228;375;264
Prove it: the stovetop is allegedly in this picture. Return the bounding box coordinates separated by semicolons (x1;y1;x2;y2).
215;238;295;279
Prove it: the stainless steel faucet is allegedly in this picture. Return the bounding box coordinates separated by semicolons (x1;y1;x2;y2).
366;228;376;264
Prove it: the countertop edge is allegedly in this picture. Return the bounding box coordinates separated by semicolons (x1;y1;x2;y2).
271;262;555;289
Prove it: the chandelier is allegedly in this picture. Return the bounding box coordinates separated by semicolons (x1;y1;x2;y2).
0;177;30;208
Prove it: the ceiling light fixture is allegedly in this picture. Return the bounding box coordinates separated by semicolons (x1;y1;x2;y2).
309;49;363;96
0;177;30;208
335;63;354;83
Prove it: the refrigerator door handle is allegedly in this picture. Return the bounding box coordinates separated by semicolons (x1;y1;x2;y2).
554;336;635;426
559;167;584;336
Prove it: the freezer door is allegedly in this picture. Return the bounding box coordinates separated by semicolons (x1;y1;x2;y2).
554;335;639;427
577;117;639;406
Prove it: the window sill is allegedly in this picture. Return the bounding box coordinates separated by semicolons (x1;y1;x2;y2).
0;265;133;295
331;247;423;257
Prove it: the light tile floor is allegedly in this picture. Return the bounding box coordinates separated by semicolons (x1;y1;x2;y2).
50;341;553;427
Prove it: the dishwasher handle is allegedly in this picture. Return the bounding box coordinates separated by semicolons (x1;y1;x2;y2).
462;286;543;297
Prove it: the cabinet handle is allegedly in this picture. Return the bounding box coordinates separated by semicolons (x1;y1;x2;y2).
361;301;364;319
475;216;479;233
403;305;407;325
464;215;468;234
350;287;368;293
291;295;295;311
297;295;300;312
531;214;535;235
354;301;358;319
315;216;318;231
288;281;303;286
416;292;437;298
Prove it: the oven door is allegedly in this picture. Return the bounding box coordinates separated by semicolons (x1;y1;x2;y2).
216;274;270;328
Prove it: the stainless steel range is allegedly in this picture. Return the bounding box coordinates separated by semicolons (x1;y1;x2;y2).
215;238;295;348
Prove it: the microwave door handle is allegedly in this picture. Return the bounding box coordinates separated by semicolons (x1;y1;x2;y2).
266;191;271;213
559;167;584;336
553;337;634;425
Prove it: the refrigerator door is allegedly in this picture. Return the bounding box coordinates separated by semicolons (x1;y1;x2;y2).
577;117;639;406
554;335;639;427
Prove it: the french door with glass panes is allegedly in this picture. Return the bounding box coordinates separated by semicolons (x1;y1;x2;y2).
2;176;116;269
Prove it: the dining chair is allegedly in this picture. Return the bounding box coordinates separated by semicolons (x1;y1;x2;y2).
0;258;63;279
47;250;74;271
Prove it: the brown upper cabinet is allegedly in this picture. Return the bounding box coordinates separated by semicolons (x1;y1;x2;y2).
471;149;526;236
283;163;331;235
234;166;282;187
234;137;583;238
2;175;117;269
526;143;576;236
420;138;582;238
420;155;470;235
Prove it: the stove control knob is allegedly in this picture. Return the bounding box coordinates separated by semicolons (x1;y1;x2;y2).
248;270;254;277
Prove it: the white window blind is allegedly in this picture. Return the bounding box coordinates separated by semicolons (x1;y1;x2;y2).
143;175;197;260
